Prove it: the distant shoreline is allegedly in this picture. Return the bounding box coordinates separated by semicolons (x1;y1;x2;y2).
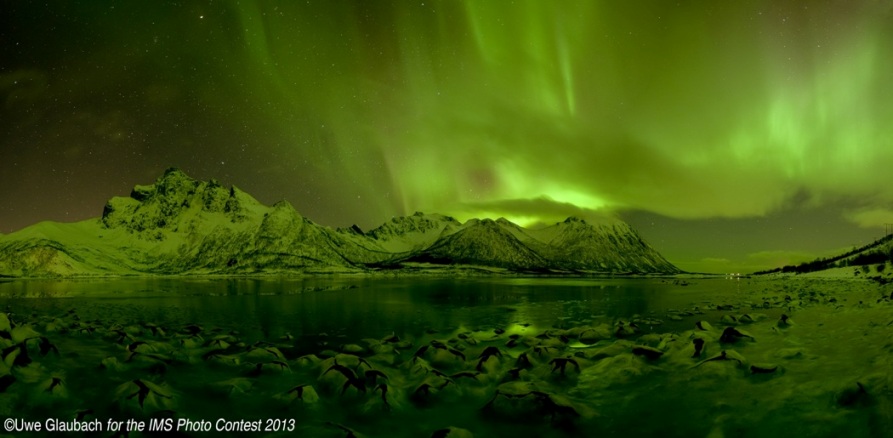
7;264;888;281
0;269;694;281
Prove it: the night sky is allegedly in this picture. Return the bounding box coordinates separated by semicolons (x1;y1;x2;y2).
2;1;892;273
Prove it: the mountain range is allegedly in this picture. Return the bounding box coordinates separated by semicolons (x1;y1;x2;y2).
0;169;680;277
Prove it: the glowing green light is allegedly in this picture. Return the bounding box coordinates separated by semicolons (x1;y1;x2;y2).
227;1;893;226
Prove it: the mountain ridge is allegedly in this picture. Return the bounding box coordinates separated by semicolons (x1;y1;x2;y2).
754;234;893;276
0;169;681;277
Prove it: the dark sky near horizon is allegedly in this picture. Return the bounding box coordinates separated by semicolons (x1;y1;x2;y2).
2;1;892;273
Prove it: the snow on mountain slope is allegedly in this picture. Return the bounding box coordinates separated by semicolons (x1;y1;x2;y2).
0;169;377;276
405;218;549;270
102;170;397;273
527;217;680;273
406;216;680;273
0;169;681;277
493;217;552;254
0;220;137;277
364;212;462;253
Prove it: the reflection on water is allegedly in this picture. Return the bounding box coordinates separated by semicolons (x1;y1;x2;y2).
0;277;752;345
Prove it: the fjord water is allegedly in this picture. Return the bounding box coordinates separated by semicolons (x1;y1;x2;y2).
0;277;744;345
1;277;887;437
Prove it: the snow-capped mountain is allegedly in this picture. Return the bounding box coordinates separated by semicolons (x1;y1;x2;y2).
0;169;680;277
404;218;549;270
526;217;679;273
363;212;461;253
399;216;679;273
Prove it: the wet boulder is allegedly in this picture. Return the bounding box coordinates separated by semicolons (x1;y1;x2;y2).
577;351;659;391
208;377;253;398
113;378;177;414
576;324;612;345
274;383;320;407
482;381;584;424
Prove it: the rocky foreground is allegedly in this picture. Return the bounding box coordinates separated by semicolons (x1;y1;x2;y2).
1;278;892;437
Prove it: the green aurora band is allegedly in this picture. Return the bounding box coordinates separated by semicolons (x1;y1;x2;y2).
230;1;893;226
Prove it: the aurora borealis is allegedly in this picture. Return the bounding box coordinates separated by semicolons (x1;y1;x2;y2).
2;1;893;273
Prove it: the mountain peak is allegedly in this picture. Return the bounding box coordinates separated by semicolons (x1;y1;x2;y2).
272;200;296;211
101;169;259;235
163;166;189;177
365;212;461;252
0;170;681;276
408;216;547;270
346;224;364;235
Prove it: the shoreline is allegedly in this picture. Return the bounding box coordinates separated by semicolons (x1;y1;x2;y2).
1;275;891;436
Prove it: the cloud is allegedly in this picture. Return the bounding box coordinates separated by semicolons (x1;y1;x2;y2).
745;250;821;267
228;1;893;226
678;250;837;274
452;196;616;226
844;208;893;229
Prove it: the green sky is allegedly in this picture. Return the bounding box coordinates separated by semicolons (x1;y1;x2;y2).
2;1;892;273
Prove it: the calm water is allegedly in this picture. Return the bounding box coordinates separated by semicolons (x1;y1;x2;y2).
0;277;753;344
